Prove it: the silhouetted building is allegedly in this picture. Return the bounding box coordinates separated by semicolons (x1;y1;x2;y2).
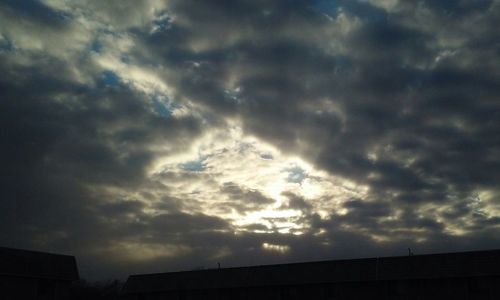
122;249;500;299
0;247;79;300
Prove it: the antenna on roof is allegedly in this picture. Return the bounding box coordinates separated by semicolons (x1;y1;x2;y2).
408;248;414;256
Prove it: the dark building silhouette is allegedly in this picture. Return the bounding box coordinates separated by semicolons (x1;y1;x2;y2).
0;247;79;300
122;249;500;299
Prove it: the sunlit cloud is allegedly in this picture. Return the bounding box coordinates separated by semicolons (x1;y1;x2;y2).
262;243;290;253
1;0;499;281
146;123;368;234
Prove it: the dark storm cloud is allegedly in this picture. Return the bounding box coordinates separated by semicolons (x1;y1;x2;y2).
335;200;445;235
1;0;499;280
1;0;70;25
149;213;230;234
281;192;312;213
142;0;499;237
220;182;275;213
0;45;204;278
420;0;493;16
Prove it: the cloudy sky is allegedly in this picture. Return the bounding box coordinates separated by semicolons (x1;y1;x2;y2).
1;0;499;280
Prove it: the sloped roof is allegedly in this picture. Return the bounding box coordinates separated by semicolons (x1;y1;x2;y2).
0;247;79;281
123;249;500;293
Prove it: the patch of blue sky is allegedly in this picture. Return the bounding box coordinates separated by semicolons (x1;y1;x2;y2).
224;87;244;105
151;95;180;118
310;0;387;22
101;70;121;87
286;165;307;184
90;40;102;53
0;36;15;53
152;99;172;118
151;10;173;34
179;156;207;172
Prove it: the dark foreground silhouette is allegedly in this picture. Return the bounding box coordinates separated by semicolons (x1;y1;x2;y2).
0;246;123;300
70;280;123;300
1;247;499;299
0;247;78;299
122;249;500;300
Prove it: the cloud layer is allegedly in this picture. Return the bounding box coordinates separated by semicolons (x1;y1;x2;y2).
1;0;499;280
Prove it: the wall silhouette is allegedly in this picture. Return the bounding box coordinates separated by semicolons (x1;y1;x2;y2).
122;249;500;300
0;247;79;300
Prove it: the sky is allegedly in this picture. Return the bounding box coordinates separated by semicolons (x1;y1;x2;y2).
0;0;499;281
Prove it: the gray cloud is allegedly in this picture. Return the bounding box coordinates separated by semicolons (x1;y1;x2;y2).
0;0;499;280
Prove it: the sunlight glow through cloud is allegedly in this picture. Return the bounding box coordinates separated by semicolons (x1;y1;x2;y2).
147;123;368;234
262;243;290;253
1;0;499;281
